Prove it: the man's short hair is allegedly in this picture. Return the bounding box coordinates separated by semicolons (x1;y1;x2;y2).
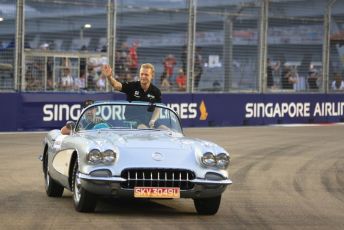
140;63;155;76
83;99;94;108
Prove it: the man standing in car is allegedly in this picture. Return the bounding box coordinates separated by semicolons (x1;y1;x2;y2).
102;63;161;127
102;63;161;102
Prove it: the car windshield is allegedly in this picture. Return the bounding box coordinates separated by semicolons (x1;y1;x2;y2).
75;103;182;133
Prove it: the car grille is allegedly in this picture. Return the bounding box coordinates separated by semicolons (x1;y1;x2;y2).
121;168;195;190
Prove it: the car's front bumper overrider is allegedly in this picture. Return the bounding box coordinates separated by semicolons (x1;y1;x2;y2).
78;173;232;199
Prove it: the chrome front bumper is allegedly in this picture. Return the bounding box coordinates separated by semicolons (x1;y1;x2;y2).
78;172;232;198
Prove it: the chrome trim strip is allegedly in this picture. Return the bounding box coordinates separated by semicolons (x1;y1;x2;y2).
78;173;126;182
79;172;232;185
191;178;232;185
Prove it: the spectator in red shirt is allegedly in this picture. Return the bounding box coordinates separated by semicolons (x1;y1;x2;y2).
176;68;186;91
163;54;176;81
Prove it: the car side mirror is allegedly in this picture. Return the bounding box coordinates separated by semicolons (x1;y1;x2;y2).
147;103;156;112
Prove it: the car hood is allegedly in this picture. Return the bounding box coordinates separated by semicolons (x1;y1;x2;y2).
68;129;227;175
77;130;194;151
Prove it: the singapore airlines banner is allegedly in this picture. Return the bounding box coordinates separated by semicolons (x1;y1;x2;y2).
0;93;344;131
164;93;344;126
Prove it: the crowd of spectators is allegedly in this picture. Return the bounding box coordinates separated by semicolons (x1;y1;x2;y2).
158;46;202;92
15;40;344;92
264;56;344;91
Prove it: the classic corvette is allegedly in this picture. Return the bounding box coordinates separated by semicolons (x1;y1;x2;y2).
41;101;232;214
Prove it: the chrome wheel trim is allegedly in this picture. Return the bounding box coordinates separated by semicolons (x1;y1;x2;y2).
73;172;81;203
45;165;50;189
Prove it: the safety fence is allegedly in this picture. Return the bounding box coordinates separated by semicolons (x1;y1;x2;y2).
0;0;344;93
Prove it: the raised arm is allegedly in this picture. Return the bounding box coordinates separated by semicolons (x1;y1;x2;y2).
102;64;122;91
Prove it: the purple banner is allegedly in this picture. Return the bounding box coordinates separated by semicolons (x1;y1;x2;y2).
0;92;344;131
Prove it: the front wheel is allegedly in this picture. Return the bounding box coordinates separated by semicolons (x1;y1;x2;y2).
72;162;97;212
193;195;221;215
43;154;64;197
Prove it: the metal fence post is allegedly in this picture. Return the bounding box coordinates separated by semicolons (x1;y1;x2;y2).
322;0;336;93
186;0;196;93
44;56;47;91
107;0;117;92
14;0;25;91
257;0;268;93
223;12;233;92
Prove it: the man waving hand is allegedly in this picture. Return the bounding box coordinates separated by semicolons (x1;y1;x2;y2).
102;63;161;127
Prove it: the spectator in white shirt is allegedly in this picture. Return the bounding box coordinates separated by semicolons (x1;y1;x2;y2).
60;67;74;91
74;71;86;90
331;73;344;91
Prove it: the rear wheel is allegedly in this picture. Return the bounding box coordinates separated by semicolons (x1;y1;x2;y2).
193;195;221;215
72;162;97;212
43;154;64;197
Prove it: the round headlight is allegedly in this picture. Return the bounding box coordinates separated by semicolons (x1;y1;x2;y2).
216;153;230;169
201;152;216;167
102;150;116;164
87;149;102;164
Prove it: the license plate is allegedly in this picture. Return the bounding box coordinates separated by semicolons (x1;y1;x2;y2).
134;187;180;198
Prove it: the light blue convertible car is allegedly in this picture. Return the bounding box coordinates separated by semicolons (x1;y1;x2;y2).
41;101;232;214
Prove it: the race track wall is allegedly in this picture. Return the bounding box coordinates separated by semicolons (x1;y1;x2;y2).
0;92;344;131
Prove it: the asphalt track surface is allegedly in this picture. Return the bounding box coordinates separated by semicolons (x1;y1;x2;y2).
1;125;344;230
